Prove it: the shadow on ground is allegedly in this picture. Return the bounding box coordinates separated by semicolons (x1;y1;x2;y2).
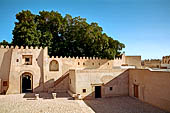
83;96;170;113
23;92;73;100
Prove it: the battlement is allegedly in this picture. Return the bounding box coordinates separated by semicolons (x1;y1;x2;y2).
0;45;124;60
0;45;45;50
144;59;161;62
48;55;105;60
163;56;170;58
48;55;124;61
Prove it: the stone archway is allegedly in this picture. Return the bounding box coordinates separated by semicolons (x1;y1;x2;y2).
21;72;33;93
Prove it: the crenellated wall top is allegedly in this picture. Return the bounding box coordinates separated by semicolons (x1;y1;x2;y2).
0;45;46;50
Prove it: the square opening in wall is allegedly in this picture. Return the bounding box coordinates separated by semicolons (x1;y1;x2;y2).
83;89;86;93
23;55;32;65
25;58;30;62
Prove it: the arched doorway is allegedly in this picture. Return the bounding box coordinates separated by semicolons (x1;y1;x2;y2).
21;73;33;93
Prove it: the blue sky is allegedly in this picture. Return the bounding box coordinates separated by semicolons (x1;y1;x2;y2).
0;0;170;59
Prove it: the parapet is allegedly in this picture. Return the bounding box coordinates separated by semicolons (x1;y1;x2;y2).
0;45;46;50
48;55;103;60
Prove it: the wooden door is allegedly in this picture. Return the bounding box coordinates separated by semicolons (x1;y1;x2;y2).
134;84;138;98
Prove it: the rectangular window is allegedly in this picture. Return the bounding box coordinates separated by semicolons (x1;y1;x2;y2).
70;79;71;84
25;58;30;62
83;89;86;93
110;87;112;91
22;55;32;65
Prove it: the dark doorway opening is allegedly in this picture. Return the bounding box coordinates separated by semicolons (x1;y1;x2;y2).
21;74;32;93
95;86;101;98
134;84;138;98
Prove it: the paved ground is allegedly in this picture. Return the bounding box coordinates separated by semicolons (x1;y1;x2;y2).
0;93;94;113
84;96;170;113
0;94;169;113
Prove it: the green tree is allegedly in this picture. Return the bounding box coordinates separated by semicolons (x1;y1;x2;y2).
0;40;10;46
12;10;41;47
12;10;125;59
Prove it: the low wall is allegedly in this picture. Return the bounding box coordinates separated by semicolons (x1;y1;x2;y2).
129;69;170;112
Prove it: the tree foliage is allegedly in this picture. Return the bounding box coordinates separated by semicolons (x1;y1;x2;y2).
0;40;10;46
12;10;125;59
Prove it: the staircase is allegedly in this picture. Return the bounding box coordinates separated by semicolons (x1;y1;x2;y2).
48;71;70;94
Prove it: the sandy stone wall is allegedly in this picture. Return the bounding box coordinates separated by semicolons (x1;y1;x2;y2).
5;46;44;94
142;59;161;68
0;47;12;93
0;78;1;93
0;45;141;95
69;70;76;93
125;56;141;68
72;69;128;99
162;56;170;64
129;69;170;112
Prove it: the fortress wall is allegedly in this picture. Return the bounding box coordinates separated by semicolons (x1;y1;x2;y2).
143;59;161;68
47;56;113;75
162;56;170;64
5;46;44;94
0;45;142;94
112;54;125;67
113;58;124;67
129;69;170;112
125;56;141;68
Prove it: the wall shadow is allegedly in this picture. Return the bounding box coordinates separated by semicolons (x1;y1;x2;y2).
83;96;169;113
35;49;44;92
83;70;129;100
82;70;129;112
0;49;12;94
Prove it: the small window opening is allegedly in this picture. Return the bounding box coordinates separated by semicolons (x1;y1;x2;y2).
110;87;112;91
78;62;80;65
23;55;32;65
83;89;86;93
92;63;94;65
70;79;71;84
25;58;30;62
83;63;85;65
16;59;19;62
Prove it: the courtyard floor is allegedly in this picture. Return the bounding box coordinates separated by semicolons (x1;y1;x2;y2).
0;94;169;113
